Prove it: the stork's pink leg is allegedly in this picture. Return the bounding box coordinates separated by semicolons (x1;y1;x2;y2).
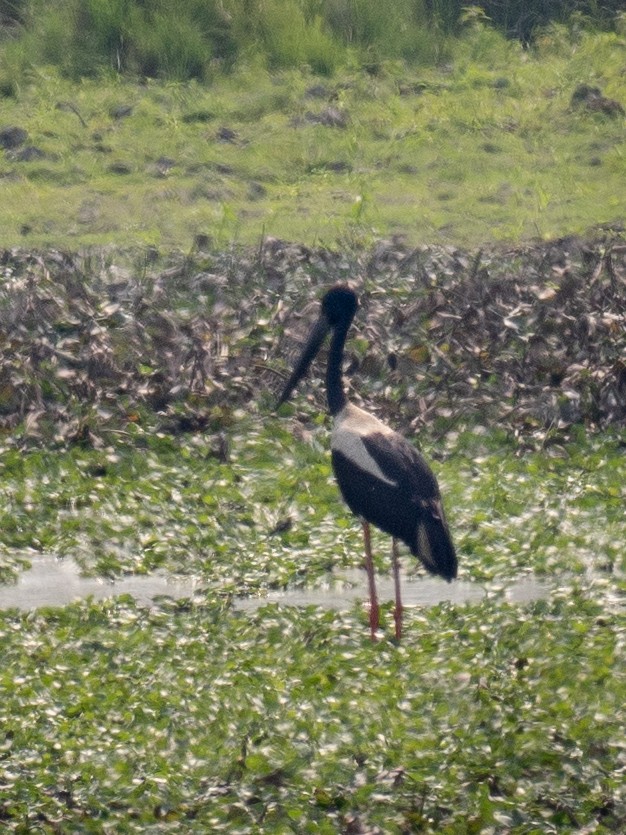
362;520;379;640
392;538;403;640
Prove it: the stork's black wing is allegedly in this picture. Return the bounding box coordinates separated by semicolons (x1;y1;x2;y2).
359;432;457;580
361;432;440;500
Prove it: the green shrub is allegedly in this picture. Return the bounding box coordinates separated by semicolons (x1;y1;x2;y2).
132;12;210;80
236;0;342;74
1;0;624;85
323;0;434;60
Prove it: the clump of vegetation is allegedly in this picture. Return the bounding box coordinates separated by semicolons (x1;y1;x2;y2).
1;0;624;85
0;236;624;449
1;0;435;83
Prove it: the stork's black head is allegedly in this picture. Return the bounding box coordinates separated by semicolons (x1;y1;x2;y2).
276;284;358;409
321;285;358;328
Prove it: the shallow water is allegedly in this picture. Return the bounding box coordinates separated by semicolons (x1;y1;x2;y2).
0;555;550;612
0;555;204;611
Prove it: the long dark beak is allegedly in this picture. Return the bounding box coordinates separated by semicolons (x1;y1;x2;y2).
276;315;330;407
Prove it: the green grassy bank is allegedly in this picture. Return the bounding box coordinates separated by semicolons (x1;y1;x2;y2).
0;26;624;250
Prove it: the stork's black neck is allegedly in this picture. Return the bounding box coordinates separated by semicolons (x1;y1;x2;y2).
326;319;350;416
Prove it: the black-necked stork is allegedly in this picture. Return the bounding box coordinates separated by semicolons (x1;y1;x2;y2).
277;285;457;640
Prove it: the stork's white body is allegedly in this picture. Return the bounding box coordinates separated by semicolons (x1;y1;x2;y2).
331;404;398;488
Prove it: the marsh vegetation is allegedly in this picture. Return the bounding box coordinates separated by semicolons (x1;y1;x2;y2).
1;3;625;831
1;239;625;831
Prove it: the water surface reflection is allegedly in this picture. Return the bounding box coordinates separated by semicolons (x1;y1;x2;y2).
0;555;551;612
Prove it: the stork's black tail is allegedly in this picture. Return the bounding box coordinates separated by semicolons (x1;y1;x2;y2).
412;502;457;581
